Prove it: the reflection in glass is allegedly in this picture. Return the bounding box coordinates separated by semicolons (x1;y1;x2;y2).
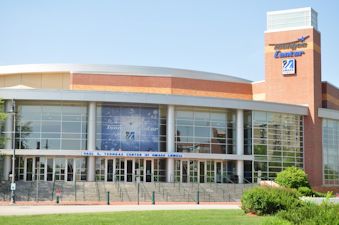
15;102;87;150
175;107;236;154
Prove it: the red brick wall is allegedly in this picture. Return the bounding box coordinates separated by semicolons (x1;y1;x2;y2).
322;82;339;110
71;74;253;100
264;28;323;187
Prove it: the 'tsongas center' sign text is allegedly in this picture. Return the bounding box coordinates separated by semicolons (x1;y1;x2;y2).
270;36;309;58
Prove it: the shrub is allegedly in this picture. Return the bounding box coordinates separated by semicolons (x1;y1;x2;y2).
277;200;339;225
241;186;301;215
312;191;328;197
262;217;292;225
277;201;319;224
275;167;310;189
298;186;313;196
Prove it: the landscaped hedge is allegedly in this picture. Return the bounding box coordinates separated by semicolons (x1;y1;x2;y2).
241;186;301;215
276;200;339;225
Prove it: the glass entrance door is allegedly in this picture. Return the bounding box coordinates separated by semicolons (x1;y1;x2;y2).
46;158;53;181
199;161;205;183
115;158;124;182
145;160;152;182
135;159;144;182
26;158;34;181
189;160;198;183
206;161;215;182
67;159;74;181
35;157;45;181
126;160;133;182
182;161;188;183
107;159;114;182
15;157;25;181
55;158;66;181
216;161;222;183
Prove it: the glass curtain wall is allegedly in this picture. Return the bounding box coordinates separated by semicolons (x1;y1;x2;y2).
244;110;252;155
252;111;304;181
15;102;87;150
175;107;236;154
322;119;339;185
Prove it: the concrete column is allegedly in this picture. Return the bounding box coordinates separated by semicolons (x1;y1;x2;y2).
87;102;96;182
236;109;244;184
166;105;175;182
237;160;244;184
3;156;11;181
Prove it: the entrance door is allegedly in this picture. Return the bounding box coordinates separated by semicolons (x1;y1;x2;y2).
216;162;222;183
199;161;205;183
26;158;34;181
189;160;198;183
67;159;74;181
135;159;144;182
107;159;114;182
145;160;152;182
182;161;188;183
35;157;45;181
55;158;66;181
46;158;54;181
206;161;215;183
115;158;124;182
126;160;133;182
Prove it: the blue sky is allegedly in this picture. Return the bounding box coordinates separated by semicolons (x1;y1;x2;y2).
1;1;338;84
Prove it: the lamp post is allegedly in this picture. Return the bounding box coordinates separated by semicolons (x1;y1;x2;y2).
9;99;16;204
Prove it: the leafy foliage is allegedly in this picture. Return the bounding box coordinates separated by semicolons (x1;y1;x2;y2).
241;186;301;215
297;186;313;196
275;167;310;189
263;217;292;225
277;200;339;225
0;100;7;148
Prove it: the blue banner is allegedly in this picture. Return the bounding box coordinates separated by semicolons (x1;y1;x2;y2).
101;106;159;151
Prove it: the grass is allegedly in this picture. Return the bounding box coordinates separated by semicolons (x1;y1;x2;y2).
0;209;270;225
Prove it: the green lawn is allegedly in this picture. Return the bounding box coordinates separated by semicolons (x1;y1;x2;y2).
0;210;270;225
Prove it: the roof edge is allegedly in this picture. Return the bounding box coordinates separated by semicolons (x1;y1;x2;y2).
0;64;252;84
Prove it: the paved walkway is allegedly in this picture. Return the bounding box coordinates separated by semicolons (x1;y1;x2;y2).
0;204;240;216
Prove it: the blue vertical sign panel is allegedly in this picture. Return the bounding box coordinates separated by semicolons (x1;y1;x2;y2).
101;106;159;151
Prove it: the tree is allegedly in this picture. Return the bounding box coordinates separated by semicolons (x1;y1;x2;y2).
0;99;7;148
275;166;310;189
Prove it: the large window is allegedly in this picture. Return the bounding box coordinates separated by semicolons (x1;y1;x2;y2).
96;104;166;152
253;111;304;181
323;119;339;185
175;107;236;154
15;102;87;150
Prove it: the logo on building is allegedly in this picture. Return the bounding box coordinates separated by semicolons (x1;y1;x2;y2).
282;59;295;75
126;131;135;141
270;35;309;58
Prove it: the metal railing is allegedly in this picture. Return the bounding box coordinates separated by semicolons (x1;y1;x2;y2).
0;180;257;203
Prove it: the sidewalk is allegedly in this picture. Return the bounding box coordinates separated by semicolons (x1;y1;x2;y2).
0;203;241;216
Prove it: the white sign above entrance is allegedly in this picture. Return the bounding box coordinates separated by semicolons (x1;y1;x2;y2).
81;151;183;158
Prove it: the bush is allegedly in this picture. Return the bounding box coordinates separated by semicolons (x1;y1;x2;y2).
277;201;319;224
275;167;310;189
312;191;328;197
298;186;313;196
241;186;301;215
262;217;292;225
277;200;339;225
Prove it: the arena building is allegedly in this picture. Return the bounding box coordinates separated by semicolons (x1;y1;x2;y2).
0;7;338;191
